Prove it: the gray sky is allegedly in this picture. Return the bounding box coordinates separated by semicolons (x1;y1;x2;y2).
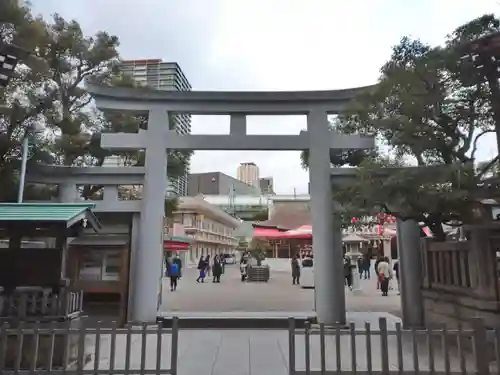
31;0;499;194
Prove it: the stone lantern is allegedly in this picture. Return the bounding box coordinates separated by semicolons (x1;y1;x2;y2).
343;233;367;294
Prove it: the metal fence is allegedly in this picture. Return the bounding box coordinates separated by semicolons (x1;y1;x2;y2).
0;317;179;375
1;316;500;375
288;317;499;375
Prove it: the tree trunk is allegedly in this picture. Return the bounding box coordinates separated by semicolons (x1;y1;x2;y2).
485;68;500;159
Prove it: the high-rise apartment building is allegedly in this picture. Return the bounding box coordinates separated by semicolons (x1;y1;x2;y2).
121;59;192;196
237;162;260;188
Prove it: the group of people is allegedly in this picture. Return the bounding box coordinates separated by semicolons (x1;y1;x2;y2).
196;254;225;283
342;254;400;296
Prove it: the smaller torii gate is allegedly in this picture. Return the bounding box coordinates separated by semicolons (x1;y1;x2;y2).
88;84;375;324
331;168;425;328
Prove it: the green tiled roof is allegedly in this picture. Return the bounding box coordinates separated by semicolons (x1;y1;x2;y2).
0;203;98;226
165;235;193;243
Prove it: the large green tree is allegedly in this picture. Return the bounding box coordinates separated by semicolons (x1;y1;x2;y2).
1;3;190;216
38;13;120;166
301;14;500;240
0;0;54;201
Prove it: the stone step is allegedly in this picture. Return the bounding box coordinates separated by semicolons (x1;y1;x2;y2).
157;311;317;329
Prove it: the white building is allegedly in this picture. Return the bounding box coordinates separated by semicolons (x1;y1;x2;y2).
237;162;260;188
171;197;241;266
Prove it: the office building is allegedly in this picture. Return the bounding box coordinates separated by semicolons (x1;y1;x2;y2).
259;177;274;194
237;162;259;188
121;59;192;196
188;172;260;196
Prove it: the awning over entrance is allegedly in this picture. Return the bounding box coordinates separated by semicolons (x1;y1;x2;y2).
253;227;286;238
164;235;192;251
281;225;313;239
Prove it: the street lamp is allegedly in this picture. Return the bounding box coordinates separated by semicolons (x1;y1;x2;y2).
18;122;43;203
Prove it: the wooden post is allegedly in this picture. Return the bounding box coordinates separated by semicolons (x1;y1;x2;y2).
470;228;497;298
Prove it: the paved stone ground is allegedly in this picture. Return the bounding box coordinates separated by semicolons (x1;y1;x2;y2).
84;321;479;375
160;265;402;316
81;267;486;374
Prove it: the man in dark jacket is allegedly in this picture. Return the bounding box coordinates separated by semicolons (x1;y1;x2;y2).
212;255;223;283
344;257;352;290
291;255;301;285
362;255;371;279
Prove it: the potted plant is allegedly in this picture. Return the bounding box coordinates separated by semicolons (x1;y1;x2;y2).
246;238;271;281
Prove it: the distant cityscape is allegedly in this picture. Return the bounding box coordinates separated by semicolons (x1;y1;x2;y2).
189;162;274;197
103;58;306;225
116;59;279;200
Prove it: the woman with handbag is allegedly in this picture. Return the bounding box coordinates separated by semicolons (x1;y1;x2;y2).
376;257;392;296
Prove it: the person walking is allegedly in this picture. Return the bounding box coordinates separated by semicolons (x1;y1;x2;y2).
362;254;371;279
173;253;182;280
240;259;248;282
291;255;301;285
393;260;400;295
196;256;206;283
204;255;211;277
377;257;392;296
374;256;383;289
168;260;180;291
221;254;226;274
212;255;223;283
164;257;171;278
357;257;364;279
344;256;353;290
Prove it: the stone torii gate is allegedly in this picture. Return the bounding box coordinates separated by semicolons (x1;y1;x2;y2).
87;84;375;324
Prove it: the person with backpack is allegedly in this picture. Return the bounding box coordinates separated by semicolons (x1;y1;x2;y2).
169;261;180;291
173;254;183;279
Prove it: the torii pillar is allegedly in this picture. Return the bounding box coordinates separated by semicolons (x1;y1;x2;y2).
308;109;346;325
